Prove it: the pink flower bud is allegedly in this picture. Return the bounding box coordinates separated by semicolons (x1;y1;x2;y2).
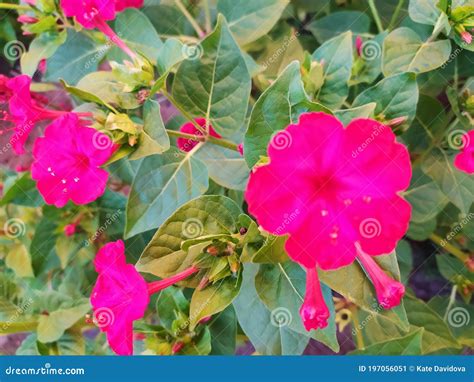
17;15;38;24
355;36;363;57
461;31;473;45
299;268;329;331
64;224;77;237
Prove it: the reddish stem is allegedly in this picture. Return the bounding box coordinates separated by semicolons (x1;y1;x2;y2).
147;266;199;295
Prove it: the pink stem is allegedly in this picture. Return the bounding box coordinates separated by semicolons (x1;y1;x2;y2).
147;266;199;295
93;17;137;60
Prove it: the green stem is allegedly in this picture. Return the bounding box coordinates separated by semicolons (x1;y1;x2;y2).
207;135;239;152
350;306;365;350
443;285;457;321
0;321;38;334
161;90;206;135
388;0;405;31
368;0;384;33
0;3;30;10
430;233;469;262
166;129;205;141
175;0;205;38
203;0;212;33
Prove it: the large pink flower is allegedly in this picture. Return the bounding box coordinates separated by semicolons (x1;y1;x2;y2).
60;0;143;59
454;130;474;174
31;113;117;207
245;112;412;329
91;240;199;355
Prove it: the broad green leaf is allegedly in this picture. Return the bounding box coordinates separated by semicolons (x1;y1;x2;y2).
233;264;310;355
0;172;43;207
136;195;241;277
37;302;90;343
208;306;237;355
189;273;242;330
396;240;413;284
254;262;339;352
108;8;162;63
407;216;437;241
353;72;419;129
312;31;353;109
405;168;448;223
351;328;424;355
409;0;442;25
218;0;289;45
130;99;170;160
244;61;328;167
307;11;370;43
45;30;105;84
320;253;410;331
383;27;451;76
436;254;474;283
352;32;387;85
172;15;251;138
5;243;34;278
195;144;249;190
334;103;376;126
404;294;460;353
21;31;66;76
250;235;289;263
422;149;474;214
156;37;184;74
125;149;209;238
57;331;86;355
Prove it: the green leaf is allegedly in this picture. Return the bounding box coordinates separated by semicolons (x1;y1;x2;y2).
233;264;310;355
21;31;66;76
409;0;442;25
5;243;34;278
37;302;90;343
130;99;170;160
156;37;184;74
108;8;162;63
0;172;43;207
352;32;387;85
422;149;474;214
250;235;289;263
320;253;410;331
254;262;339;352
125;149;209;238
383;27;451;76
312;31;353;109
156;286;189;331
45;30;105;85
172;15;251;138
57;331;86;355
307;11;370;43
334;103;376;126
208;306;237;355
244;61;328;167
351;328;424;355
405;168;449;223
404;294;460;353
353;72;419;129
217;0;290;45
189;273;242;330
195;144;249;190
136;195;241;278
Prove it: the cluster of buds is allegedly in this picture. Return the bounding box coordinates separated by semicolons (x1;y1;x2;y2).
449;5;474;46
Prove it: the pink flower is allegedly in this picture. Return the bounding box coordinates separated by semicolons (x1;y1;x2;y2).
64;223;77;236
245;112;412;330
4;75;77;155
355;36;363;57
460;31;473;45
356;246;405;308
176;118;221;152
237;143;244;156
17;14;38;24
91;240;199;355
299;268;329;330
31;113;117;207
454;130;474;174
60;0;143;59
